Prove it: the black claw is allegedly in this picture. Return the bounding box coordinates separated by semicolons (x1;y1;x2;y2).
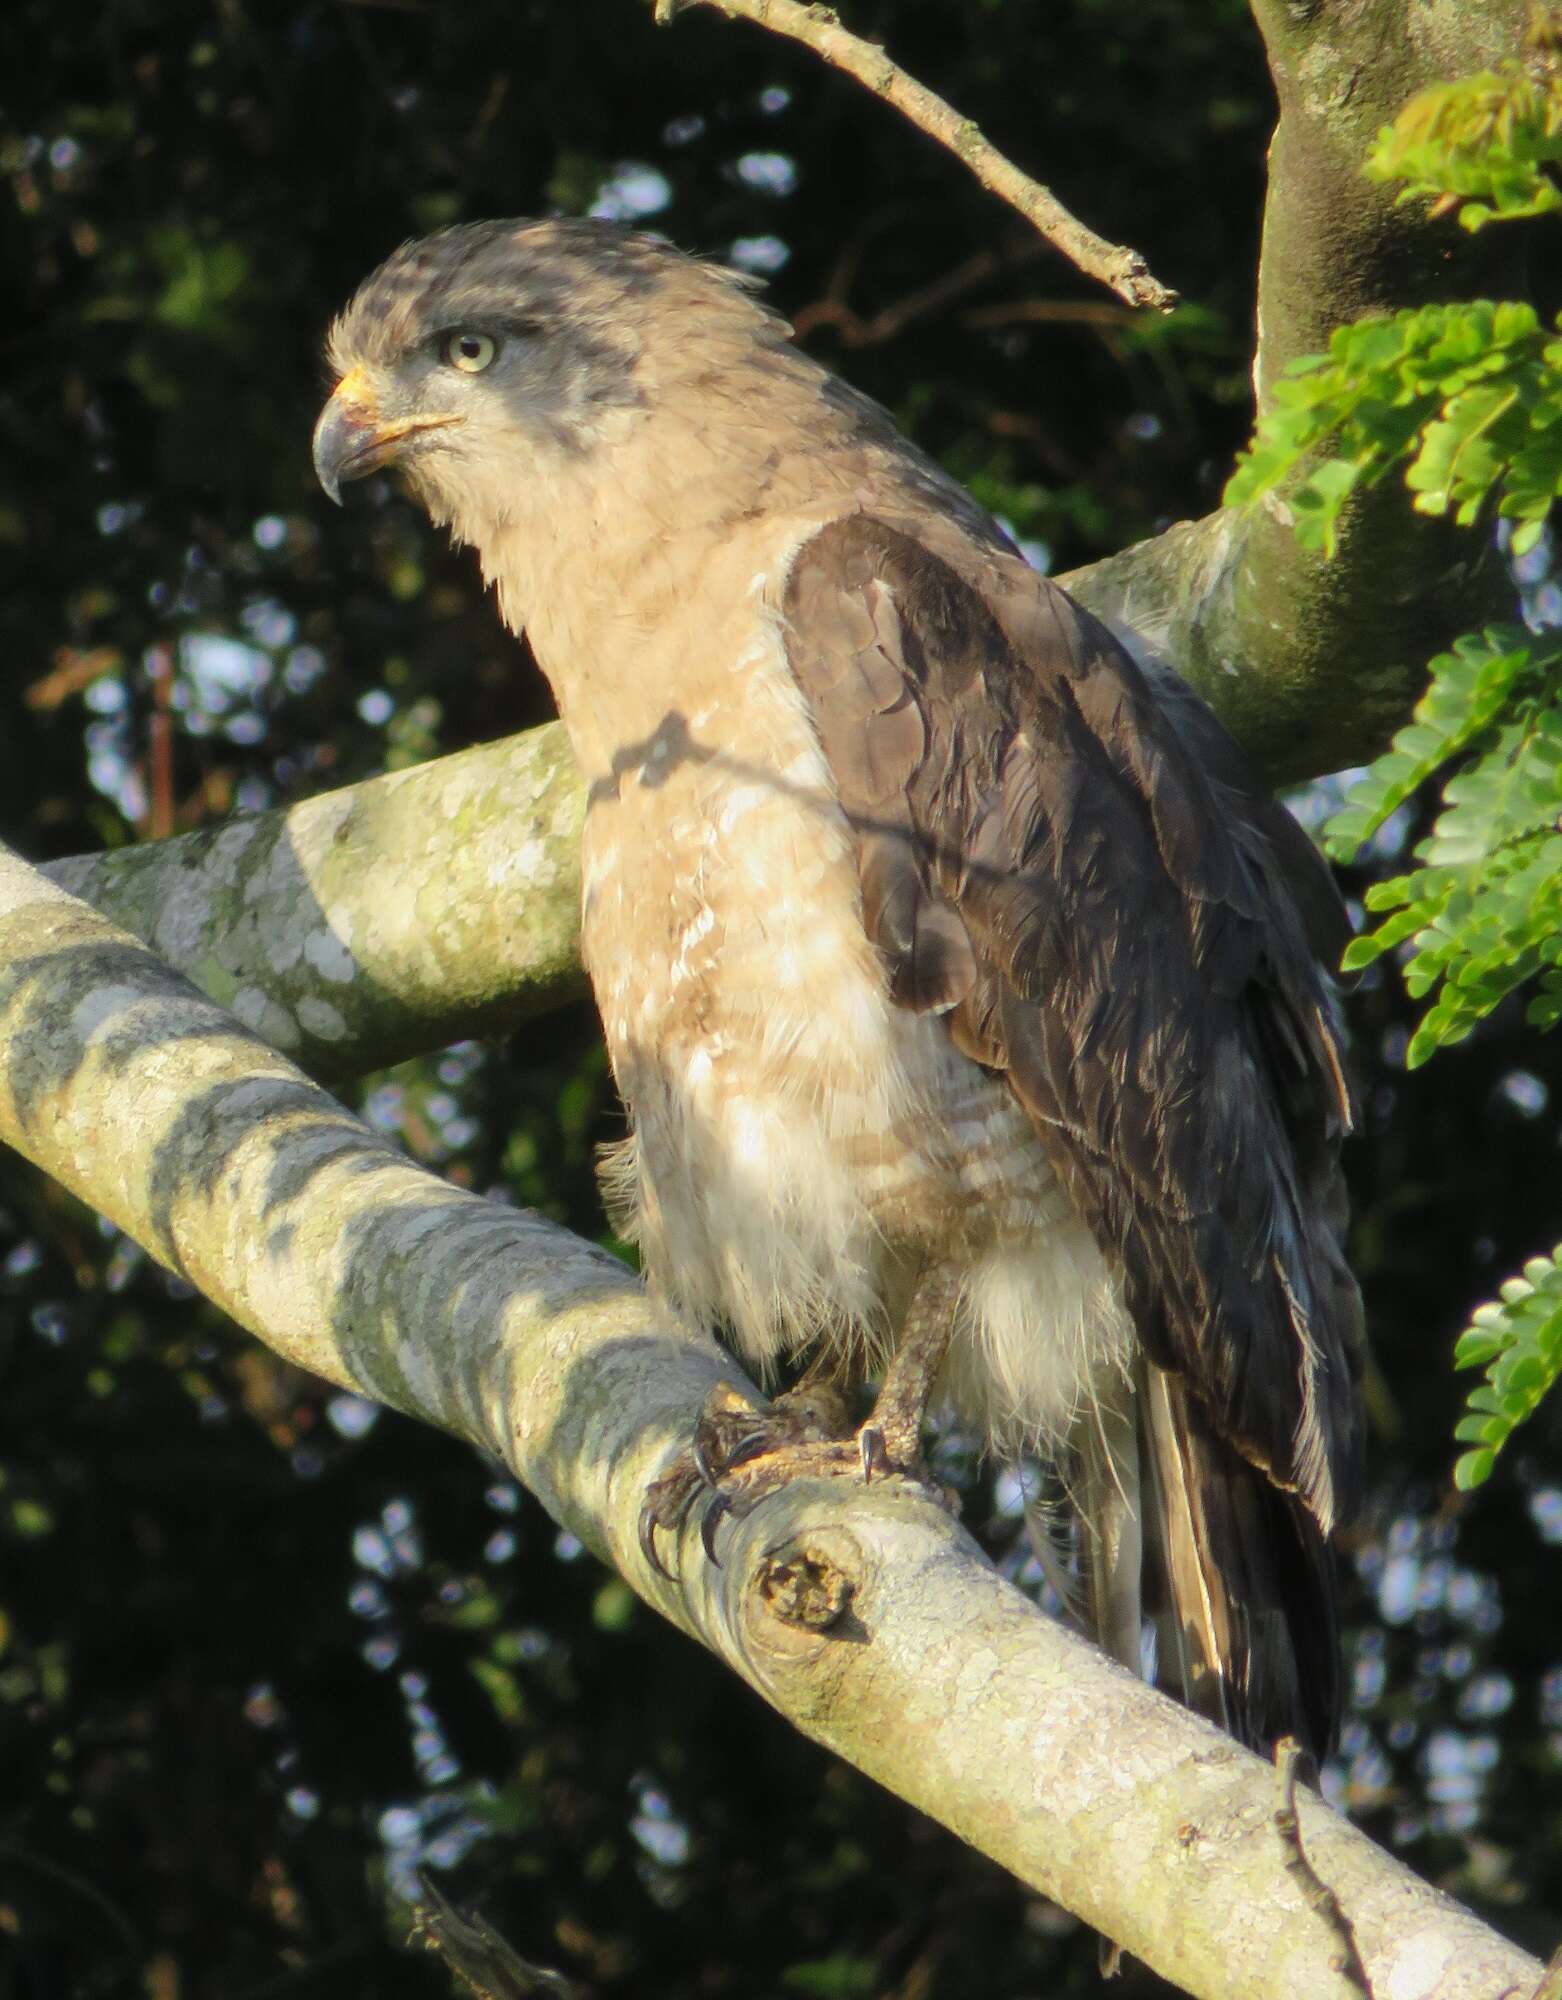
701;1418;773;1477
724;1426;770;1471
640;1507;675;1581
700;1493;730;1566
692;1431;723;1489
859;1425;889;1482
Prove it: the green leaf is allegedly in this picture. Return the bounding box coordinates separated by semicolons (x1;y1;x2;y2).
1323;636;1562;1058
1368;66;1562;229
1322;627;1544;861
1453;1447;1496;1490
1453;1328;1506;1368
1450;1242;1562;1482
782;1957;881;1998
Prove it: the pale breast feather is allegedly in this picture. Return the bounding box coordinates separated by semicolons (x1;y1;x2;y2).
575;600;976;1377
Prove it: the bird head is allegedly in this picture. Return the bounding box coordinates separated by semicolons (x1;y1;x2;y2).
312;218;782;545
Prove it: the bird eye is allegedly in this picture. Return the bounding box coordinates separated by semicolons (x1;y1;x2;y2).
440;331;499;374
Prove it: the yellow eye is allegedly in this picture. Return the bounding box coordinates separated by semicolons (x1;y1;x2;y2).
441;331;498;374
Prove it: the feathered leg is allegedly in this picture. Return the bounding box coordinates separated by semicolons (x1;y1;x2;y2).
1073;1373;1145;1685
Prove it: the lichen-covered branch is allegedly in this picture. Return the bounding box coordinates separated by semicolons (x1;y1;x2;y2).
651;0;1177;311
0;844;1542;2000
43;725;587;1077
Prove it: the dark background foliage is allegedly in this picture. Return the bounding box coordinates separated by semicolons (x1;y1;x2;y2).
1;2;1558;1994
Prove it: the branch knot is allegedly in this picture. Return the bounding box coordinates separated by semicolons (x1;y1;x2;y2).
757;1541;857;1631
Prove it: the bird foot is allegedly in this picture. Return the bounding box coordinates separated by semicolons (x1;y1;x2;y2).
639;1379;956;1577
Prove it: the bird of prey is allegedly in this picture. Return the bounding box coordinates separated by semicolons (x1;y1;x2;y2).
314;218;1363;1759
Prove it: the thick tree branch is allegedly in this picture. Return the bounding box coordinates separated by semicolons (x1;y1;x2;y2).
43;725;587;1077
651;0;1177;310
0;844;1544;2000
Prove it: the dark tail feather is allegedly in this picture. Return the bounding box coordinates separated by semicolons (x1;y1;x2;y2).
1138;1364;1340;1759
1071;1367;1338;1981
1072;1361;1340;1760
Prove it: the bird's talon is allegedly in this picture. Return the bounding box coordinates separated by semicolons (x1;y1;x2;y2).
638;1383;914;1576
692;1433;722;1489
640;1507;674;1581
700;1493;730;1565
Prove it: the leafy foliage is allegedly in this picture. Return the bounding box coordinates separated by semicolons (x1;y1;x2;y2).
1232;58;1562;1486
1453;1242;1562;1489
1223;299;1562;558
1366;60;1562;231
1228;60;1562;558
1327;624;1562;1068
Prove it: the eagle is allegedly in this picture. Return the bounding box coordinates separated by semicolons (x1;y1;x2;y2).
313;218;1363;1760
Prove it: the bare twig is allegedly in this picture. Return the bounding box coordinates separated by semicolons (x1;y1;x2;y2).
1273;1739;1373;1997
793;238;1045;346
0;1841;143;1965
410;1876;579;2000
960;299;1137;332
1532;1943;1562;2000
24;644;122;710
652;0;1178;311
144;641;175;844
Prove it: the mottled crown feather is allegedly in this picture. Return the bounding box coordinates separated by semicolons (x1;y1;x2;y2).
324;216;772;380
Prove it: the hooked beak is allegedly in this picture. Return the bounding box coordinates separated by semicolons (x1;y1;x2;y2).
312;368;458;505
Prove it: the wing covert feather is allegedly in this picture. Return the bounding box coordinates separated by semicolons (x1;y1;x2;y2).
781;513;1363;1533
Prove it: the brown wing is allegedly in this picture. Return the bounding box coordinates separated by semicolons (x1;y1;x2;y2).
782;515;1363;1740
788;516;1360;1752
